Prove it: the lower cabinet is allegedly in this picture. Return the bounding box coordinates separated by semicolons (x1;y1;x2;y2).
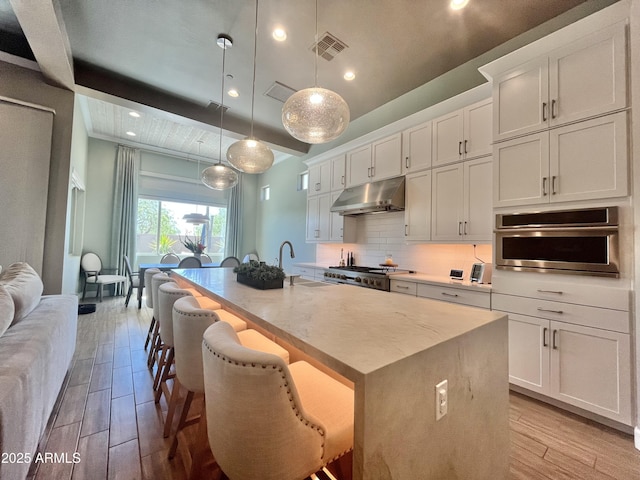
290;265;324;281
499;300;632;425
390;279;490;309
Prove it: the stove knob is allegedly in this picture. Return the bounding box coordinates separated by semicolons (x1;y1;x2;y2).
376;280;382;286
340;274;347;280
362;278;369;285
355;277;362;282
324;272;329;277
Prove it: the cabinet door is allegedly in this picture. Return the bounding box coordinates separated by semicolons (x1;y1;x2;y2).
462;157;492;241
306;196;320;242
507;314;550;394
317;193;331;241
402;121;431;173
372;134;402;180
493;57;549;142
493;132;550;208
404;170;431;241
550;321;631;424
346;144;372;187
308;161;331;195
431;163;463;241
549;112;627;203
549;23;627;127
432;110;463;167
329;191;357;242
330;155;346;191
463;99;492;159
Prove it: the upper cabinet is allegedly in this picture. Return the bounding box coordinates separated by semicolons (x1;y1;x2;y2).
432;98;492;167
330;155;346;191
346;134;402;187
493;23;627;142
308;161;331;196
402;121;432;174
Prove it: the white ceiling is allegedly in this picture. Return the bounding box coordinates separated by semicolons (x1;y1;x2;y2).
0;0;617;164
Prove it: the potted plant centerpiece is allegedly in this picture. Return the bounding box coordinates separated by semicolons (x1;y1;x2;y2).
181;235;206;258
234;260;285;290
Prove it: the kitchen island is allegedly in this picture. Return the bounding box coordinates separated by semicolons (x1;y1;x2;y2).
172;267;509;479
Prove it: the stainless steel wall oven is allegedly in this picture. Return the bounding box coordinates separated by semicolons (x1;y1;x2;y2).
495;206;619;277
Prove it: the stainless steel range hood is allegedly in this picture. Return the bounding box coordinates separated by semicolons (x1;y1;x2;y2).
330;176;405;216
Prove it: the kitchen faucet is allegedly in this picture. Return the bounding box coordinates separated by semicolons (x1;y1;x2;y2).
278;241;295;269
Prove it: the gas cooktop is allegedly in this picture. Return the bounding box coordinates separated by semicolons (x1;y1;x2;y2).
324;265;415;291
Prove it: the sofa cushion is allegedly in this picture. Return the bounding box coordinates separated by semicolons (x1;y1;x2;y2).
0;285;14;337
0;262;43;324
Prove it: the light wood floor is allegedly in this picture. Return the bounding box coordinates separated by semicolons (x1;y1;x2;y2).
27;295;640;480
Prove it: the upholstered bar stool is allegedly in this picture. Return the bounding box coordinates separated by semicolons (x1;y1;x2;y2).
169;296;290;475
143;268;161;351
202;321;354;480
147;273;176;369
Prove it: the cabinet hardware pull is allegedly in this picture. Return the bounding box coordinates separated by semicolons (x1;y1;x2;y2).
371;166;375;177
464;139;468;154
405;224;408;236
542;102;548;122
315;182;321;191
397;285;409;289
551;175;557;195
315;229;319;238
464;221;468;235
542;327;548;347
458;141;462;156
367;167;371;177
442;292;459;297
537;289;563;295
405;156;410;169
551;99;557;119
542;177;548;196
458;221;462;235
537;307;563;314
341;175;345;185
552;329;558;349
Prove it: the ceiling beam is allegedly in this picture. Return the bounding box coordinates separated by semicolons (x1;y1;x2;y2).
9;0;74;91
74;61;310;156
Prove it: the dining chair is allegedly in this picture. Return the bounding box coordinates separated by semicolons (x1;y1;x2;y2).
200;253;212;263
202;321;354;480
242;252;259;263
160;253;180;264
122;255;140;307
80;252;127;302
177;256;202;268
219;256;240;268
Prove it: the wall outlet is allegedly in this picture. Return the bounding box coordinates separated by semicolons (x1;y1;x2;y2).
435;379;448;421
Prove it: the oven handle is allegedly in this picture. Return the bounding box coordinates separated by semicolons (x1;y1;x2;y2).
493;226;618;233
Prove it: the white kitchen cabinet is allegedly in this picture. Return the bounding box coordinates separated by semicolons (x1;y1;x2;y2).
346;134;402;187
494;112;627;208
432;98;492;167
306;193;331;242
431;157;492;242
402;121;431;173
308;160;331;196
330;155;346;191
493;23;626;142
389;279;417;296
494;278;632;426
404;170;431;241
329;191;357;242
417;283;490;309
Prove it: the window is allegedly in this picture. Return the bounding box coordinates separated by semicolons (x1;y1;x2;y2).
136;198;227;262
261;185;270;201
298;171;309;191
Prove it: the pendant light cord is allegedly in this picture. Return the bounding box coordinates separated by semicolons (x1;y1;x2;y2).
250;0;259;138
218;41;227;166
314;0;318;87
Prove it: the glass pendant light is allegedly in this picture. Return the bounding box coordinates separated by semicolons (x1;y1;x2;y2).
184;141;209;224
201;34;239;191
281;0;350;144
227;0;274;174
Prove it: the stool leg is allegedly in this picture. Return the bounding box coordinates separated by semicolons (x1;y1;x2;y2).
144;317;156;351
167;389;194;450
147;322;160;368
153;345;168;392
155;347;174;401
163;373;181;438
189;405;211;480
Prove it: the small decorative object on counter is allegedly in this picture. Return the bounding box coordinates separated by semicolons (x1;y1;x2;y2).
234;260;285;290
384;254;394;265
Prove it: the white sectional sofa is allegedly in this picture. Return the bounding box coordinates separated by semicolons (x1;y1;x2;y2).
0;262;77;480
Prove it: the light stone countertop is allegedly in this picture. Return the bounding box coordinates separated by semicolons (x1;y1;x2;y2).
390;273;493;292
172;268;504;382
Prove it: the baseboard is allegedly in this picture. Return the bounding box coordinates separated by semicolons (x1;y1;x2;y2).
635;426;640;451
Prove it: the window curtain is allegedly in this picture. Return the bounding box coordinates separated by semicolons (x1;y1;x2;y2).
111;145;139;294
225;173;243;259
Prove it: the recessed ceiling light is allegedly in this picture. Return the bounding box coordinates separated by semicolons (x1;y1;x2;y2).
272;28;287;42
344;71;356;81
126;131;136;137
228;89;239;98
128;111;140;118
450;0;469;10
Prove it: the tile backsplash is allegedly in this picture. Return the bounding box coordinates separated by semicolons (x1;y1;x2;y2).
316;211;492;277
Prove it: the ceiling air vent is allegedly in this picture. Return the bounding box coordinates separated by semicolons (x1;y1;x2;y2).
311;32;348;61
206;100;228;113
264;81;297;103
